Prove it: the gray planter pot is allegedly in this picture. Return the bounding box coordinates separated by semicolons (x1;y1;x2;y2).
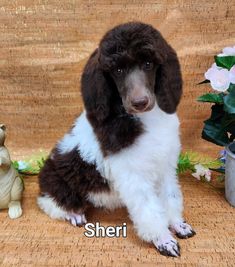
225;142;235;207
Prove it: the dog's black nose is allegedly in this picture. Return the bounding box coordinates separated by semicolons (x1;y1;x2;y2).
131;97;149;111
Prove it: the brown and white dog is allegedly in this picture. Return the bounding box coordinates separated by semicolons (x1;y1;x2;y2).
38;22;195;257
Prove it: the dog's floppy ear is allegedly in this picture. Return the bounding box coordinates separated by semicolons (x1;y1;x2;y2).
154;47;182;114
81;49;113;124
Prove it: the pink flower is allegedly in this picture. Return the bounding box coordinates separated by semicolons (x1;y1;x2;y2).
192;164;211;182
205;64;230;91
218;45;235;57
229;65;235;84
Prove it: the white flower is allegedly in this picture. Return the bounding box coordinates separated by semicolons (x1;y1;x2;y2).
229;65;235;84
205;64;230;91
17;160;28;170
218;45;235;57
204;169;212;182
192;164;211;182
211;63;221;69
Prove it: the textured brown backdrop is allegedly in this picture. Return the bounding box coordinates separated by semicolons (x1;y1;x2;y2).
0;0;235;159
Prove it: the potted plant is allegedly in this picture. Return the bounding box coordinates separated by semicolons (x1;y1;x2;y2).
198;45;235;206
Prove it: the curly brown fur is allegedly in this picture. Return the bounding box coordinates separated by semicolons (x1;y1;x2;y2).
39;148;110;213
82;22;182;155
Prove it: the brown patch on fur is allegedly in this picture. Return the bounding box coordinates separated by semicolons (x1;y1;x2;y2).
38;147;110;212
82;49;144;155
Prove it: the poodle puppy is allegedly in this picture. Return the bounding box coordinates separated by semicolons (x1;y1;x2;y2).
38;22;195;257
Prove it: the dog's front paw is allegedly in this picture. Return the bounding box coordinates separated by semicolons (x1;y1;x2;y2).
153;233;180;257
170;221;196;239
65;213;87;227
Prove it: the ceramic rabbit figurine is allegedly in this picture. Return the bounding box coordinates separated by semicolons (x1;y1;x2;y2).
0;124;24;219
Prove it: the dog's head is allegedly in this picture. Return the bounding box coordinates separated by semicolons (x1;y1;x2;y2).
82;22;182;122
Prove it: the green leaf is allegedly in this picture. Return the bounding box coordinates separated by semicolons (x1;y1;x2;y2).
197;93;224;104
221;112;235;140
177;151;223;174
216;174;225;182
202;104;230;146
202;121;229;146
215;56;235;70
12;150;48;176
228;83;235;93
210;167;225;174
12;161;19;170
185;151;222;168
177;153;194;174
224;88;235;113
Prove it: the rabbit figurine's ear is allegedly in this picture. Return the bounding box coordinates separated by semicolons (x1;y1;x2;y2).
0;124;6;146
0;124;6;131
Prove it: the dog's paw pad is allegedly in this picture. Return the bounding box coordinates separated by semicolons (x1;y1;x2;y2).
66;213;87;227
170;221;196;239
153;234;180;257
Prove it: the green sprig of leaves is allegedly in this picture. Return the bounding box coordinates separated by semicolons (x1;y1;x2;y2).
12;150;48;175
177;151;222;174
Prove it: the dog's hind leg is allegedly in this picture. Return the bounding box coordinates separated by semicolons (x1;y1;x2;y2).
37;194;87;227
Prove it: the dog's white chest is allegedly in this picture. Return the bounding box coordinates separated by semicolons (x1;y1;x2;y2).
135;105;180;162
105;105;181;183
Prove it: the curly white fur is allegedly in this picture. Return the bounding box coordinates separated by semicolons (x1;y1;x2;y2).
43;103;184;244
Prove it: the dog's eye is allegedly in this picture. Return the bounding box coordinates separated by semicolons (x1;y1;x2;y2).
115;68;123;76
144;61;153;70
117;46;124;53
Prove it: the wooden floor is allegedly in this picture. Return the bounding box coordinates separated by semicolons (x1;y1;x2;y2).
0;174;235;267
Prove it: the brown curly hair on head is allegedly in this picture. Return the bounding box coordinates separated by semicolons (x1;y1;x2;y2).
81;21;182;154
